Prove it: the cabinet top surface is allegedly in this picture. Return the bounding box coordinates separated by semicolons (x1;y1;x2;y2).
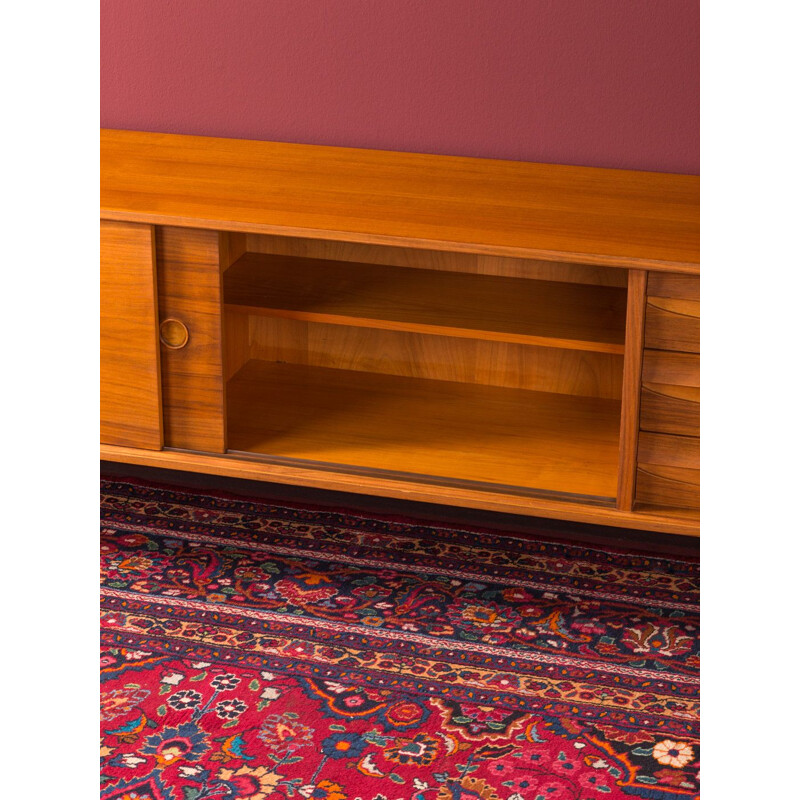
101;129;699;271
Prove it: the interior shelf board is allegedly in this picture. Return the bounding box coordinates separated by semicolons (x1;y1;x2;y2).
226;360;622;499
223;254;627;354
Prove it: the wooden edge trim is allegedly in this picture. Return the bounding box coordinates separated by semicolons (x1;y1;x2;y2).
99;211;700;275
616;269;647;511
100;444;700;536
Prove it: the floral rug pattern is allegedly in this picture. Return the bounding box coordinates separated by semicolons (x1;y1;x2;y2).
100;478;699;800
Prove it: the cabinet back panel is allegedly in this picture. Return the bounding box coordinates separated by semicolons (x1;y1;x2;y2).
234;314;623;399
244;234;627;286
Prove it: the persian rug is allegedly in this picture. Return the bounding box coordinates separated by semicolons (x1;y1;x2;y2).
100;477;699;800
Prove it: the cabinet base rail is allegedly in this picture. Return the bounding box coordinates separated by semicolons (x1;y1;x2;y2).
100;444;699;536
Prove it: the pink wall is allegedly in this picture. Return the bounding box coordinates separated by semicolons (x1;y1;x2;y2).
101;1;698;174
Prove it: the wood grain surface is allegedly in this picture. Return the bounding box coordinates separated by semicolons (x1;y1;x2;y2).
644;302;700;353
238;314;623;398
156;227;226;452
224;253;627;353
644;273;700;354
640;383;700;437
642;350;700;387
100;220;163;450
101;130;699;271
637;268;700;512
226;360;622;499
636;465;699;510
616;270;647;510
245;234;629;286
638;431;699;471
100;443;699;536
648;272;700;301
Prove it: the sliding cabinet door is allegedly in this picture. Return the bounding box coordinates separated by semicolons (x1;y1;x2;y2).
100;220;163;449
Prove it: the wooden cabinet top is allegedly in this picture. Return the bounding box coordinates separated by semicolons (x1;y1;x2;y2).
101;129;699;272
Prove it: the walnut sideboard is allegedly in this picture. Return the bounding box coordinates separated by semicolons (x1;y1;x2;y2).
100;129;700;536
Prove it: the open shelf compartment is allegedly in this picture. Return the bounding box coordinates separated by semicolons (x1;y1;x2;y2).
223;247;626;502
227;360;621;500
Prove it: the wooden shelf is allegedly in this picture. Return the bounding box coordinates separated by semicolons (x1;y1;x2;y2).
224;254;627;353
226;360;621;500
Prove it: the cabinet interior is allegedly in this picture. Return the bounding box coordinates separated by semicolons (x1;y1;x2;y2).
221;233;627;502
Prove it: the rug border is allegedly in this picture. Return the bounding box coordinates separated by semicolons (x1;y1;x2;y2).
100;472;699;565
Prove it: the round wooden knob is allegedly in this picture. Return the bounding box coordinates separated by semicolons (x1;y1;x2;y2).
160;318;189;349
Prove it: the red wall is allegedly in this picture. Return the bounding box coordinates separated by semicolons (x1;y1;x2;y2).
101;1;698;174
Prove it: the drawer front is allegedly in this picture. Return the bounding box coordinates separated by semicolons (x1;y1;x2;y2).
645;273;699;353
640;349;699;437
636;465;699;510
638;431;699;471
644;298;699;353
647;273;699;301
640;383;699;436
642;350;699;388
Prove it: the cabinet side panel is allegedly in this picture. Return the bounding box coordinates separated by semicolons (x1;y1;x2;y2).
100;220;163;449
157;227;226;452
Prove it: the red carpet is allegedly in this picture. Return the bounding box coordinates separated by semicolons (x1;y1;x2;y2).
101;477;699;800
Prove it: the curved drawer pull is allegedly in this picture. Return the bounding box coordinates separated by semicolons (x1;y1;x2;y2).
642;382;700;404
160;318;189;350
647;297;700;319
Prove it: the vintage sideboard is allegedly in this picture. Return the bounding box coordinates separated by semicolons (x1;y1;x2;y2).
100;130;699;535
